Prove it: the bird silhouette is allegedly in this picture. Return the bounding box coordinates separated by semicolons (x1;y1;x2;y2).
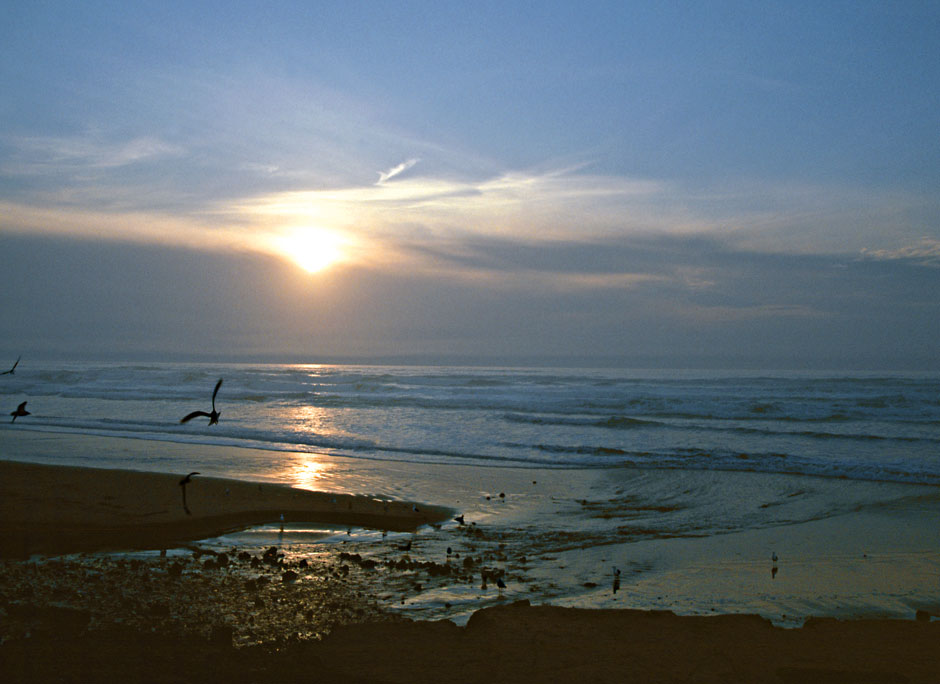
1;356;20;375
10;401;29;422
180;378;223;425
179;471;200;515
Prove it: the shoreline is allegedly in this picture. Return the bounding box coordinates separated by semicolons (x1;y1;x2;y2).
0;460;453;558
2;432;939;628
2;452;939;681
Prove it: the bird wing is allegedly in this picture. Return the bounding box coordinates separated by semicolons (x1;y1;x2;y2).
211;378;223;410
180;411;211;424
17;401;27;411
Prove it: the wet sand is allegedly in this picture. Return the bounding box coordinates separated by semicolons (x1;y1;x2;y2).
0;460;453;558
1;548;938;682
2;453;939;681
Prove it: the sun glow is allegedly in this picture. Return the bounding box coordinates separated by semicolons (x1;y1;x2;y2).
275;227;346;273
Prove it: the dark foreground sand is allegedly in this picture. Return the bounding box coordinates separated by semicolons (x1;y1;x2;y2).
2;460;939;683
3;600;938;684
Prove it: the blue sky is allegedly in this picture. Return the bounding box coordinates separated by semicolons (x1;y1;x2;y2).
1;2;938;368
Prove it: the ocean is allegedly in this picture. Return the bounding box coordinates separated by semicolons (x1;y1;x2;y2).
2;361;938;485
2;362;939;624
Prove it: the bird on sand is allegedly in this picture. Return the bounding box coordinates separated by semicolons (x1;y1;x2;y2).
10;401;29;422
180;378;223;425
179;471;200;515
0;356;20;375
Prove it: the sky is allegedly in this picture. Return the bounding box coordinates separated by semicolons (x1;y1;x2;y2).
1;1;938;369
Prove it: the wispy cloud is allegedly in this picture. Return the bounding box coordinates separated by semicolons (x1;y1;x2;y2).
859;237;940;267
376;158;420;185
1;134;184;175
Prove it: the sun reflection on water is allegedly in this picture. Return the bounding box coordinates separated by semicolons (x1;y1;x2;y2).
279;404;341;491
290;455;330;492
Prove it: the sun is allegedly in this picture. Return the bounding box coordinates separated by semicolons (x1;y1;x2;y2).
275;227;346;274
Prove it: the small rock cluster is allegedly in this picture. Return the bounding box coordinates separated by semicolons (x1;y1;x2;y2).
0;546;392;648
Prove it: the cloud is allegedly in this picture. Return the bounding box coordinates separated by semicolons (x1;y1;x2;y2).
376;158;420;185
859;237;940;267
1;134;184;175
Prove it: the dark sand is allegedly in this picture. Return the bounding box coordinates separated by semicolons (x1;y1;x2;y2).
0;460;452;557
3;600;938;683
2;460;939;683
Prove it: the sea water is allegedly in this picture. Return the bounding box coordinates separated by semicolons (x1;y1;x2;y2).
1;361;938;485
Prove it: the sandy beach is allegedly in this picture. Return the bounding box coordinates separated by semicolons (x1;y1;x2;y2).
0;459;453;558
1;444;939;682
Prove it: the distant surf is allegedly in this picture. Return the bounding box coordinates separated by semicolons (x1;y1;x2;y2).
1;362;938;485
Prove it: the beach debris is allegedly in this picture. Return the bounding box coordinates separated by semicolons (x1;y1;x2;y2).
180;377;223;425
178;472;200;515
9;400;29;422
262;546;284;566
1;355;20;375
454;514;465;525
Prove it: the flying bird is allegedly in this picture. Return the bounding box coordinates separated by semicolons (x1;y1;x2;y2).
179;472;200;515
9;401;29;422
180;378;223;425
1;356;20;375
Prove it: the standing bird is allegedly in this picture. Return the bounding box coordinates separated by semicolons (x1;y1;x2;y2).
180;378;223;425
10;401;29;422
1;356;20;375
179;472;200;515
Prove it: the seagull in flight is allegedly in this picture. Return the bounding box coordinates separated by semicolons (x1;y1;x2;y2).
10;401;29;423
180;378;223;425
179;471;200;515
1;356;20;375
